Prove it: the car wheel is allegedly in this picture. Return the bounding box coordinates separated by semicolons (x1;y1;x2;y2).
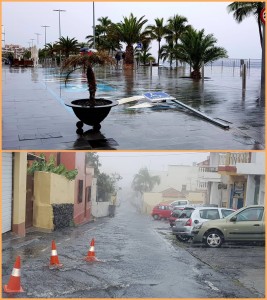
204;230;223;248
176;234;191;242
153;214;160;220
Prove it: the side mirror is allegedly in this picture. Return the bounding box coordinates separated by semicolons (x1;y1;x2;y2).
194;220;199;224
230;215;237;222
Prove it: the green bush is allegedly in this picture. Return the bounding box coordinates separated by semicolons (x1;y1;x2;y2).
27;154;78;181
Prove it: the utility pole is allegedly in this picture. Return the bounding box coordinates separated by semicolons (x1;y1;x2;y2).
93;2;96;49
53;9;66;67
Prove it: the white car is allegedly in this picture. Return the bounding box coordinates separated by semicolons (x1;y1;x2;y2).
172;207;235;242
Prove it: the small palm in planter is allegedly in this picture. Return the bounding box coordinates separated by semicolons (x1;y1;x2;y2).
62;51;117;133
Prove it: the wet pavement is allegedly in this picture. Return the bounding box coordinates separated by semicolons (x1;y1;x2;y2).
2;200;265;298
2;64;265;150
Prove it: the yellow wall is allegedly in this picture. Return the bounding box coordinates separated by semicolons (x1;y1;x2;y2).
33;172;75;230
13;153;27;225
142;193;163;215
187;192;206;204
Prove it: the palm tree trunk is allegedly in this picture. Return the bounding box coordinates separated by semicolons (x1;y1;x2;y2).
124;44;134;69
158;41;161;66
257;16;263;48
87;64;96;104
191;69;202;79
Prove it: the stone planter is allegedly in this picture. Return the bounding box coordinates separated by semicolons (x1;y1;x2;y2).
66;98;118;133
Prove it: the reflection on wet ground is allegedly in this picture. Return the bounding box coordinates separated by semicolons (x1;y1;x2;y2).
2;65;264;150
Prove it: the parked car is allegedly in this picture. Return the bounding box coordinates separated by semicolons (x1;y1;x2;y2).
169;207;195;227
172;207;235;242
151;204;172;220
192;205;265;248
169;199;190;207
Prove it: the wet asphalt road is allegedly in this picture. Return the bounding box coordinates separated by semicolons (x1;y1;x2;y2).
2;200;265;298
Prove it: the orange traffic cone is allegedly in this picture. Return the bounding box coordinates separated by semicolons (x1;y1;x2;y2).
85;238;98;262
49;240;63;269
4;256;24;293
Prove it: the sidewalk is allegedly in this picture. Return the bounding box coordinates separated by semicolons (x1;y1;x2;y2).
3;66;265;150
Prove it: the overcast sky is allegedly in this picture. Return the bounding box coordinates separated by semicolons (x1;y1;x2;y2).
2;2;262;59
97;151;209;186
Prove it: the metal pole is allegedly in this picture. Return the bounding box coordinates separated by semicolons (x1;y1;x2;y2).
53;9;66;67
93;2;96;49
242;64;247;91
34;33;41;45
41;26;50;66
41;25;50;48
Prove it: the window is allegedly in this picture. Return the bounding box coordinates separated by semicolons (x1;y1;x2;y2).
221;209;235;218
78;180;83;203
236;207;264;222
199;209;220;220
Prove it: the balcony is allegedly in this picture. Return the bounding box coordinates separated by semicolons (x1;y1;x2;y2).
218;153;252;174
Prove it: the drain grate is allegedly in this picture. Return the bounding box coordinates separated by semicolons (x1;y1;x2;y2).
19;132;62;141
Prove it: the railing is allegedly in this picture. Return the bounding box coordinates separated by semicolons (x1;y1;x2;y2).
219;152;251;166
199;167;218;173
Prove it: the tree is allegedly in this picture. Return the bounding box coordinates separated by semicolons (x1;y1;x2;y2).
85;152;101;176
57;36;79;58
146;18;168;65
160;41;175;68
178;28;228;79
227;2;264;48
97;172;122;201
111;13;148;67
166;14;191;67
132;167;160;195
135;39;154;65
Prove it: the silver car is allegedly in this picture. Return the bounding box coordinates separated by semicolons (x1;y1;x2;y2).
172;207;235;242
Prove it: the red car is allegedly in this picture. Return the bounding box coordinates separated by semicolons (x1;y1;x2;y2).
151;204;172;220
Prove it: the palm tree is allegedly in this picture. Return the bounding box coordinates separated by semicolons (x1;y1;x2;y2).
132;167;160;195
178;28;228;79
86;17;114;52
44;42;58;58
166;14;191;67
160;42;175;68
146;18;168;65
227;2;264;48
57;36;79;58
111;13;148;67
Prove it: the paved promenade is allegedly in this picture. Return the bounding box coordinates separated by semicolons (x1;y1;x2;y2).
2;66;265;150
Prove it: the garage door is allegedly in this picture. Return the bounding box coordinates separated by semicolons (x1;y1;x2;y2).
2;153;13;233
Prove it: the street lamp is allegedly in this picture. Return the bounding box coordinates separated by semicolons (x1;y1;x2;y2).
53;9;66;67
41;25;50;48
34;33;41;45
53;9;66;38
41;25;50;66
93;2;95;49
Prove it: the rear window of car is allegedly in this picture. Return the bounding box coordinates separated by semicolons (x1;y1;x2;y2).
179;210;193;218
221;209;235;218
199;209;220;220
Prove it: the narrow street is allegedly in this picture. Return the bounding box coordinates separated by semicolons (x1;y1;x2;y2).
2;199;264;298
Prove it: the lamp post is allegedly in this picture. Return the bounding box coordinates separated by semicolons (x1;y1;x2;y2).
41;25;50;66
41;25;50;48
53;9;66;67
34;33;41;45
93;2;95;49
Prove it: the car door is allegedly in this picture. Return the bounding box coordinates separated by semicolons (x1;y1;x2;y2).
224;207;265;241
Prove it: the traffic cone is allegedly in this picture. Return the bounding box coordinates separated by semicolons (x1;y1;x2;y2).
3;256;24;293
49;240;63;269
85;238;98;262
